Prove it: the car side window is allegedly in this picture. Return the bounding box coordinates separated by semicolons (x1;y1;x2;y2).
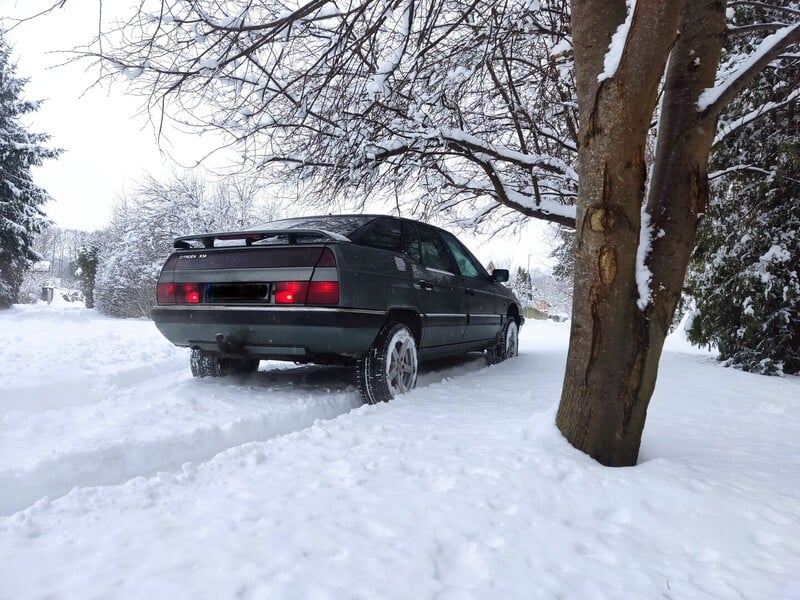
401;222;422;263
417;225;454;273
439;231;485;279
351;218;402;252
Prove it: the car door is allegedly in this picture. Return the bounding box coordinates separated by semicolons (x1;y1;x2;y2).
408;223;467;348
438;229;501;343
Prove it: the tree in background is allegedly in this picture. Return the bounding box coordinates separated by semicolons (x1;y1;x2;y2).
688;150;799;375
75;243;99;308
510;267;534;310
17;226;92;304
528;267;572;316
687;17;799;375
550;227;575;280
95;172;281;317
507;265;572;317
0;29;59;308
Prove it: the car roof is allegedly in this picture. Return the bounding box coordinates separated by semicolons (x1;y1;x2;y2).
255;214;449;235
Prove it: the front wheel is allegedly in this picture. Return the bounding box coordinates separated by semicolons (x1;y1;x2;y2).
487;318;519;365
357;323;418;404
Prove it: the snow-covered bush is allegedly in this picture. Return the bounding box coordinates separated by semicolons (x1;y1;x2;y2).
687;12;799;376
95;216;166;318
95;173;280;318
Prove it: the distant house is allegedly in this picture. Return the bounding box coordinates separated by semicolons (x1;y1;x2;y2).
533;298;552;314
32;261;51;273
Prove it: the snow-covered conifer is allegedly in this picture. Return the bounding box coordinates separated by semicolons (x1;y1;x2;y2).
510;267;534;310
687;1;799;376
75;243;100;308
689;133;799;375
0;30;59;308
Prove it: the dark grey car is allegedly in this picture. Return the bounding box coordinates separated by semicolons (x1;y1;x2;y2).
152;215;522;403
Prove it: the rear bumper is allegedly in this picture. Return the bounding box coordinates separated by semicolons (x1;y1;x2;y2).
151;305;386;358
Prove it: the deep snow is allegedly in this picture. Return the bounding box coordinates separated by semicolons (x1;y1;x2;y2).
1;304;799;599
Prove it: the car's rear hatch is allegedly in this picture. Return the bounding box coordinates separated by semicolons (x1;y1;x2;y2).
155;229;343;307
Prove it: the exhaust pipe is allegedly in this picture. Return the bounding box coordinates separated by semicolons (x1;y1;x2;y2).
215;333;242;354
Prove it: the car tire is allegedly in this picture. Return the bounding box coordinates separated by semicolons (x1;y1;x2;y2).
357;323;418;404
190;349;259;377
487;318;519;365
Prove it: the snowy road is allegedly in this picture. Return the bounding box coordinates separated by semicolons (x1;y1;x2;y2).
1;304;799;599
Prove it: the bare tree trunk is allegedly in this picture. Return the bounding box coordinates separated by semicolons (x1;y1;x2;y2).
556;0;721;466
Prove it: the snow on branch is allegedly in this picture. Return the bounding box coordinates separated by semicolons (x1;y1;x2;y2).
726;1;800;18
437;127;577;179
447;177;577;227
698;22;800;116
708;164;773;180
80;0;578;229
713;87;800;147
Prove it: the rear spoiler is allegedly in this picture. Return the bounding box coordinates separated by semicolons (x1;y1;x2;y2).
173;229;350;250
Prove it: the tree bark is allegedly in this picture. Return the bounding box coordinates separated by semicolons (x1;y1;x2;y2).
556;0;725;466
557;0;799;466
638;1;728;402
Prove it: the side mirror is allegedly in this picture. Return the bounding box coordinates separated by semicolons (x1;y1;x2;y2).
490;269;509;283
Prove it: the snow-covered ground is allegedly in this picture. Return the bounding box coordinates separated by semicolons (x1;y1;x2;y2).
1;304;798;599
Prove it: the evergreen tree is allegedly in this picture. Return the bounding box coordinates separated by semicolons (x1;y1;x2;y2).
687;2;800;376
688;136;799;375
551;227;575;280
75;244;99;308
510;267;534;309
0;30;59;308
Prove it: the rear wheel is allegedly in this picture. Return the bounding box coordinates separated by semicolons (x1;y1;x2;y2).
357;323;418;404
487;318;519;365
190;349;259;378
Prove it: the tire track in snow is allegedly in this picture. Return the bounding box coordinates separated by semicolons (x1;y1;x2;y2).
1;355;488;516
0;355;486;516
0;365;361;516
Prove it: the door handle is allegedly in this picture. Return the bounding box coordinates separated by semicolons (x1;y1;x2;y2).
418;280;434;291
465;288;475;296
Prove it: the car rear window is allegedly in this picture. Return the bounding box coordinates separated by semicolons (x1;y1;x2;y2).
252;216;375;238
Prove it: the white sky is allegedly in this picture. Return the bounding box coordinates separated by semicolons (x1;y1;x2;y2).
5;1;217;231
3;1;558;269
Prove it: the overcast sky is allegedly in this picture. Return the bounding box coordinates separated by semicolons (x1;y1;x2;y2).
5;2;214;231
4;1;557;268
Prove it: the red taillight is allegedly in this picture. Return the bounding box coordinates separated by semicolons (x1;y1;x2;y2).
181;283;201;304
275;281;309;304
159;282;202;304
307;281;339;304
157;282;176;304
274;281;338;304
